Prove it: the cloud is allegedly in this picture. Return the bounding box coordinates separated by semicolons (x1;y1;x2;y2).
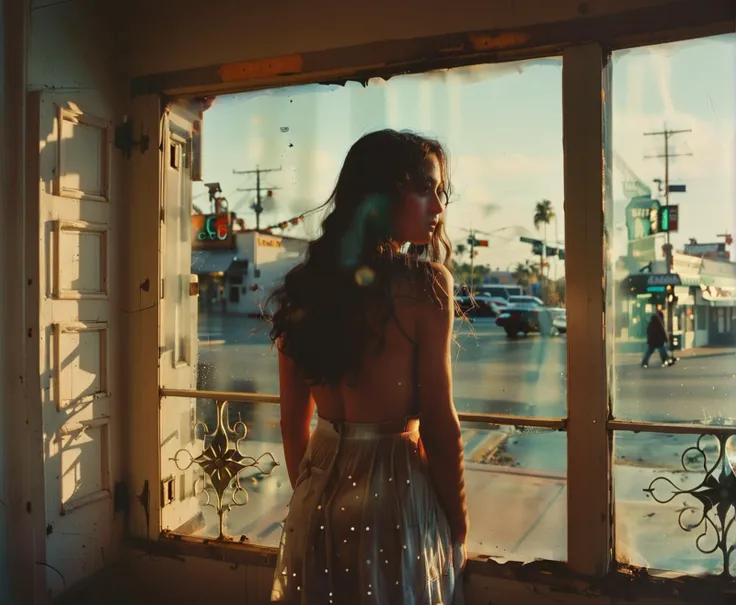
614;42;735;184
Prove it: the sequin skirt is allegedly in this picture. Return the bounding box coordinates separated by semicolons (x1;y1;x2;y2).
271;416;465;604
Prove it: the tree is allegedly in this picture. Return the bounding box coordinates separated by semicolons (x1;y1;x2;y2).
452;260;488;293
533;199;556;247
513;259;543;288
533;199;556;301
513;261;532;287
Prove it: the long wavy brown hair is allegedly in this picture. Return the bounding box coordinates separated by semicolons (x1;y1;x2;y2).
268;129;453;385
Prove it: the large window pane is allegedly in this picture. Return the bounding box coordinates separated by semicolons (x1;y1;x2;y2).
608;34;736;424
176;57;568;555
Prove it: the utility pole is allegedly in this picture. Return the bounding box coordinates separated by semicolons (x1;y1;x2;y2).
644;125;691;336
233;165;281;231
461;226;506;295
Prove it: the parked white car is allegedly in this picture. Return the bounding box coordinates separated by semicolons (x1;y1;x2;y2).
552;310;567;335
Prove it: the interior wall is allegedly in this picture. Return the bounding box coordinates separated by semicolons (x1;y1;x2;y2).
1;0;33;603
121;0;677;77
0;0;9;596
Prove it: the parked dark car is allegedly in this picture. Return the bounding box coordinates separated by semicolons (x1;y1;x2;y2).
454;293;502;318
495;303;554;338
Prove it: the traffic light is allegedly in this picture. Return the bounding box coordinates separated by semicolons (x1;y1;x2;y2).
652;205;679;233
666;285;678;305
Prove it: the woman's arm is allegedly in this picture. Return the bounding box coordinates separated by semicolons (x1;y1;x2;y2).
278;344;315;489
416;264;469;545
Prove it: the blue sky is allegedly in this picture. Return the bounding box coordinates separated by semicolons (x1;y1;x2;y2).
199;34;735;272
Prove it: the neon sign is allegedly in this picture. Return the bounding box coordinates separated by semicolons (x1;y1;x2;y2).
192;213;234;249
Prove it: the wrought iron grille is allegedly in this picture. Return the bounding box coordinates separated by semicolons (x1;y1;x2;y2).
172;398;279;540
644;433;735;579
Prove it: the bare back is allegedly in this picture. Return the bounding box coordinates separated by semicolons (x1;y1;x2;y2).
309;287;420;424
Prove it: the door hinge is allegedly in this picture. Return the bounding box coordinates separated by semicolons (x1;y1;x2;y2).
160;278;164;299
160;206;165;223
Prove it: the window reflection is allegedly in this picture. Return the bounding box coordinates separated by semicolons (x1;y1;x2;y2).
609;34;736;424
609;34;736;581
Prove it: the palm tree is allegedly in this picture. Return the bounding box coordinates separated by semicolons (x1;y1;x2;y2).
513;260;541;288
533;199;555;280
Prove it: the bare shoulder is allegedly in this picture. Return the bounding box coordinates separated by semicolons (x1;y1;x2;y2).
424;262;453;296
389;261;454;310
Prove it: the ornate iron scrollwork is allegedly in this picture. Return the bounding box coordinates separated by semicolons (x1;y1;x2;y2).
173;399;279;540
644;433;735;579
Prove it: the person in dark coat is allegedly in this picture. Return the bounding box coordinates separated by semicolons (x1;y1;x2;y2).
641;310;676;368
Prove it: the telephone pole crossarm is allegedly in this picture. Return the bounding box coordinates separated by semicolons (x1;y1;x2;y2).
232;165;282;231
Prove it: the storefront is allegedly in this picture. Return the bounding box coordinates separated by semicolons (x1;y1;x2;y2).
699;285;736;346
618;272;681;342
191;230;308;315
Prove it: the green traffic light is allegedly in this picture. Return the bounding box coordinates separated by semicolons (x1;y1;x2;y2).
660;207;669;231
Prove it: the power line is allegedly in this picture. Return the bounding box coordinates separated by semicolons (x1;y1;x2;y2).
263;199;331;233
233;166;282;231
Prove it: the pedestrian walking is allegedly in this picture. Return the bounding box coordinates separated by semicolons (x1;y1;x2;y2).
641;310;677;368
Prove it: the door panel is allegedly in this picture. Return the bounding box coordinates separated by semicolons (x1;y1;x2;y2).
159;100;202;532
30;90;119;597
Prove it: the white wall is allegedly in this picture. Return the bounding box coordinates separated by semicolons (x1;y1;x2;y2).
224;232;307;315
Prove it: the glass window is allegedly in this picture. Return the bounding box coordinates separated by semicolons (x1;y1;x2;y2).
608;33;736;580
173;56;568;560
609;33;736;424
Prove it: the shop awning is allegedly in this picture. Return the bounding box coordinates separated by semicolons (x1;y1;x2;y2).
191;251;239;275
700;285;736;307
621;272;681;295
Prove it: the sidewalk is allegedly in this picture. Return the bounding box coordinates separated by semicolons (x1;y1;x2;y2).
614;342;736;366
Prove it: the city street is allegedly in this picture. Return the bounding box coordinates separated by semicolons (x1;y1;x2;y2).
181;312;735;575
195;313;735;425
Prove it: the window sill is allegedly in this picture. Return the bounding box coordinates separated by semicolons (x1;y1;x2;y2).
466;557;736;603
129;534;735;603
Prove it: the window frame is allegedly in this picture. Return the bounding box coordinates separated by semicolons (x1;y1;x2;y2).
134;8;735;594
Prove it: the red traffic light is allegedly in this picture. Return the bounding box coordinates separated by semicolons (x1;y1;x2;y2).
476;240;489;247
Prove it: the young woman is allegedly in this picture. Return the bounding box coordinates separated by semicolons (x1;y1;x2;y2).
269;129;468;604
